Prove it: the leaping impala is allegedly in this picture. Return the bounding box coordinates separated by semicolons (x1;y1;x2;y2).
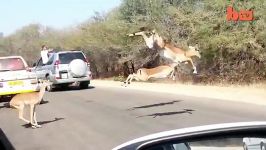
127;29;201;74
122;63;179;86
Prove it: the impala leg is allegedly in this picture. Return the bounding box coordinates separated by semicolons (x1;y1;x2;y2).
123;75;130;86
123;74;134;87
169;66;176;80
30;105;36;128
129;74;137;84
11;104;19;109
170;63;179;80
188;58;197;74
171;70;176;81
124;74;133;86
33;106;41;128
18;104;30;124
30;105;41;128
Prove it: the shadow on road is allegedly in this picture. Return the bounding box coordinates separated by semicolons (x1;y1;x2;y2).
0;96;13;103
0;105;6;109
137;109;195;118
128;100;182;110
22;117;65;128
0;103;10;109
52;86;95;92
85;100;94;103
40;99;49;105
0;128;15;150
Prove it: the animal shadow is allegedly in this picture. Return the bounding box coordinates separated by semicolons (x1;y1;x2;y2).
137;109;195;118
40;99;49;105
128;100;181;110
53;86;95;92
22;117;65;128
0;103;10;109
0;96;13;103
85;100;93;103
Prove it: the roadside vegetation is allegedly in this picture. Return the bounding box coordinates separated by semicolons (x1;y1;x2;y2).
0;0;265;84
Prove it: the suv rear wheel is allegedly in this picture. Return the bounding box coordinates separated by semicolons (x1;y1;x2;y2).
46;84;54;92
60;84;69;90
45;76;54;92
80;81;89;89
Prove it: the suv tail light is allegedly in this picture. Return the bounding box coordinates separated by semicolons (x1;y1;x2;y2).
54;60;60;68
85;58;90;66
26;67;32;72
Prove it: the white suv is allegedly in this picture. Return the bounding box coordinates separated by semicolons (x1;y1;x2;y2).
33;51;92;91
0;56;38;97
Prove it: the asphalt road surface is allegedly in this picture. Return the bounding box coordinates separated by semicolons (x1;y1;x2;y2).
0;85;266;150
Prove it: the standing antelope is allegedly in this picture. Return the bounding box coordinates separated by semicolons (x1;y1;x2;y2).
128;29;201;74
9;80;52;128
123;63;179;86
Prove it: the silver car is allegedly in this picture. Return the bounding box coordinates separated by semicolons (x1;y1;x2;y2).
33;51;92;91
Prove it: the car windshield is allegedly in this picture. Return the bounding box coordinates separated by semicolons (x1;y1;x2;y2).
0;58;25;71
59;52;86;64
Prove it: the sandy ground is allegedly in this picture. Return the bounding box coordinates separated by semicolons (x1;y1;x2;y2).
92;80;266;106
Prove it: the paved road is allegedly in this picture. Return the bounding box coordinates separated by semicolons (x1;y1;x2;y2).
0;85;266;150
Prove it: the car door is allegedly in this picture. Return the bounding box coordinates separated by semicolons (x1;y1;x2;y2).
43;54;55;77
34;58;46;79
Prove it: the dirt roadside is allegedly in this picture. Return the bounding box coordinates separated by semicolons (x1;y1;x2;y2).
91;80;266;106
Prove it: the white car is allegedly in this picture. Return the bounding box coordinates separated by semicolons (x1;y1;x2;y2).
0;56;38;97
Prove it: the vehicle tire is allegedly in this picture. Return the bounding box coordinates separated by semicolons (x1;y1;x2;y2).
45;75;54;92
60;84;69;90
80;81;89;89
261;142;266;150
46;84;54;92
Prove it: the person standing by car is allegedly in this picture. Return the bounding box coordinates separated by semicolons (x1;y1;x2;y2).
40;45;53;64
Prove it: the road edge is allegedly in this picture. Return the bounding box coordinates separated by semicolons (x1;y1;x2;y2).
91;80;266;106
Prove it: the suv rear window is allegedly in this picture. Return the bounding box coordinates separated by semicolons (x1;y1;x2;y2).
0;58;26;71
59;52;86;64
